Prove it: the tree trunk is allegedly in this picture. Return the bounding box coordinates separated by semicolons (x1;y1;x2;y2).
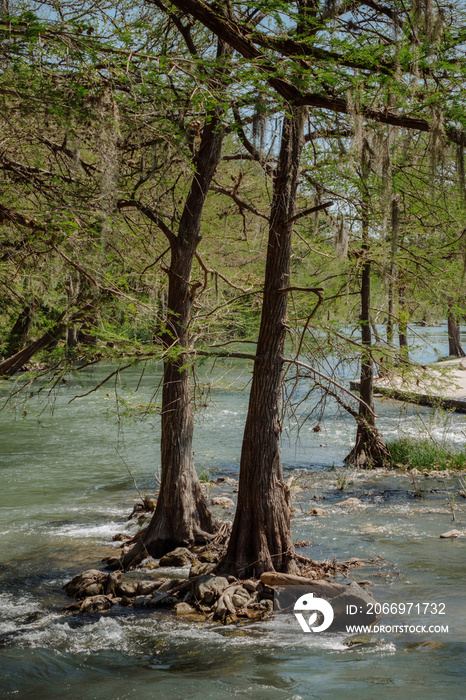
219;106;307;579
386;194;399;345
0;316;67;376
345;142;388;469
121;45;230;567
66;272;80;348
4;305;33;357
398;284;409;360
447;304;465;357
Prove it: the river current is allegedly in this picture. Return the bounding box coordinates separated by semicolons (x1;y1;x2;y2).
0;325;465;699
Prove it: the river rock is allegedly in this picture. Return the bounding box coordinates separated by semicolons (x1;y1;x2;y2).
195;575;230;603
174;602;196;615
334;498;362;506
80;595;116;612
198;549;218;563
112;533;131;542
211;496;235;508
137;580;162;595
189;561;216;577
143;496;157;511
215;477;237;485
64;569;117;599
307;507;326;516
331;581;378;629
439;529;465;538
159;547;195;567
133;591;177;609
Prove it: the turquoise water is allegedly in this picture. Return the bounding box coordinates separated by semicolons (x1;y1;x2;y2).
0;325;465;699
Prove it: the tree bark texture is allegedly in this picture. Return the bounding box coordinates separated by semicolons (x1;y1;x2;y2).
447;305;465;357
386;195;399;345
121;59;230;566
220;106;307;579
398;284;409;359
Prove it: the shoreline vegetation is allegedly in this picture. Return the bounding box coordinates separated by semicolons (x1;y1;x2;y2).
386;438;466;473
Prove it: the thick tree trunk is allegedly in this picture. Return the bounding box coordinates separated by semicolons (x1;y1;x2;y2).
220;106;307;579
121;47;230;567
4;305;33;357
447;304;465;357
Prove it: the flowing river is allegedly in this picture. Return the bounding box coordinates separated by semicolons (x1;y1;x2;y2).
0;325;465;699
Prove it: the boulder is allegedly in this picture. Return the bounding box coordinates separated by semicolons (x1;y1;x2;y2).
159;547;195;567
307;507;326;516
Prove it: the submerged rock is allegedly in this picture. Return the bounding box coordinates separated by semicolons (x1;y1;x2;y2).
334;498;362;506
307;507;326;516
